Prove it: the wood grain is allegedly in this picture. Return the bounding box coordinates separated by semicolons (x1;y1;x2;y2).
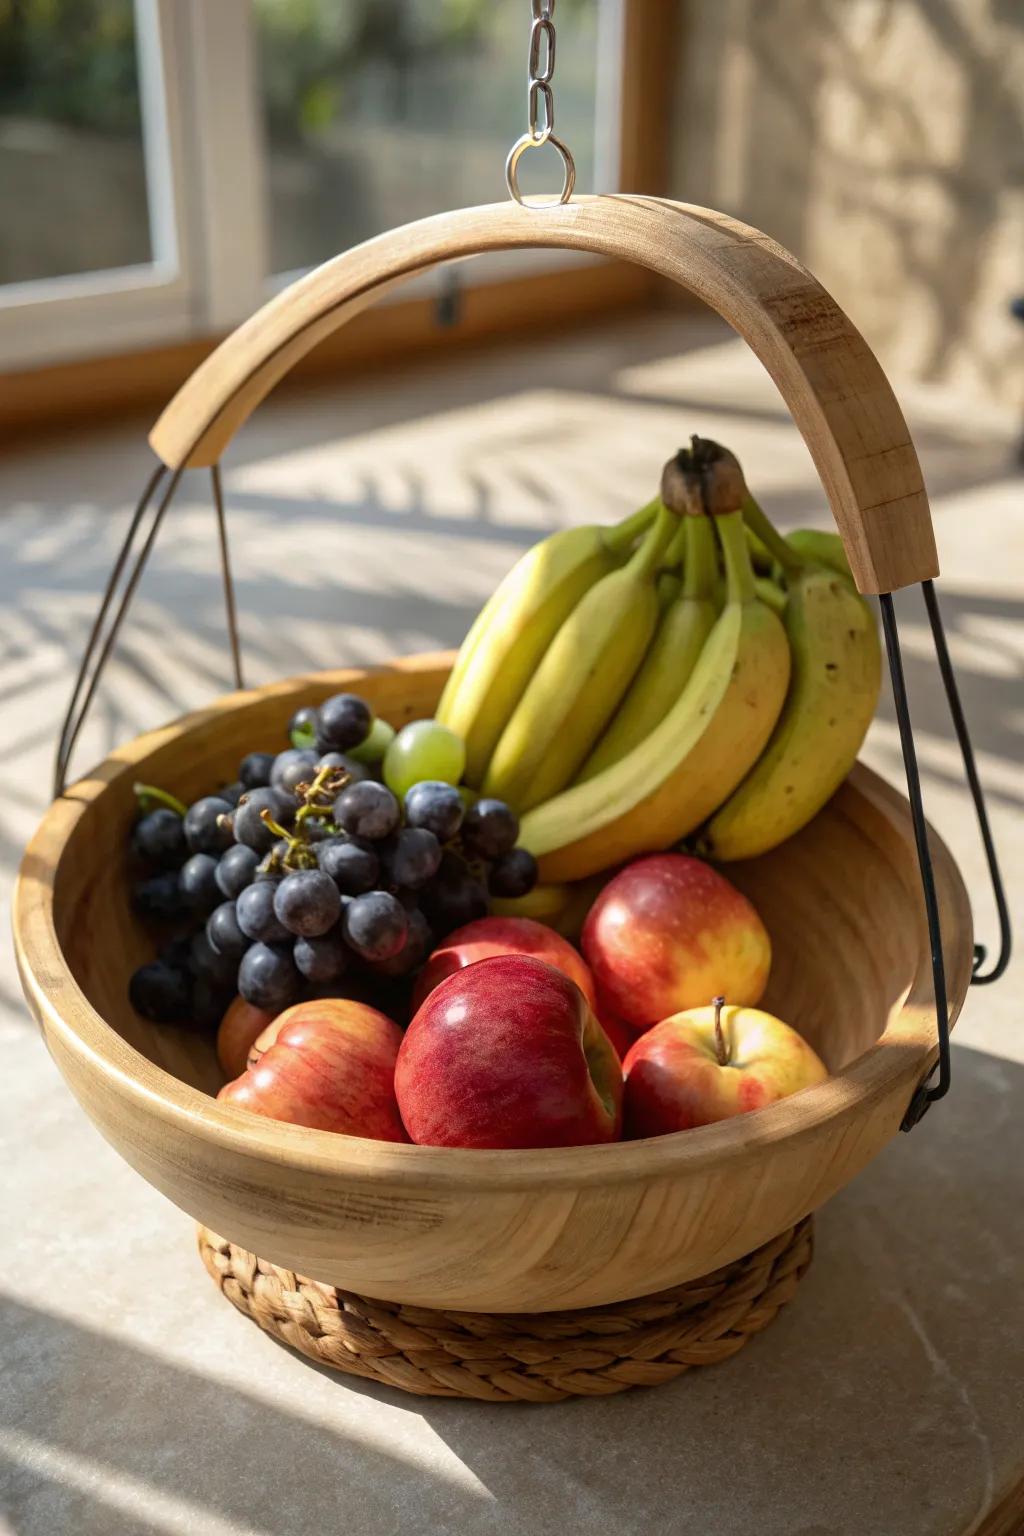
148;197;939;594
14;655;973;1312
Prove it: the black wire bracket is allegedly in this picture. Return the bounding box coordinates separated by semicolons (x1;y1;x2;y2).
879;584;1011;1133
53;459;244;798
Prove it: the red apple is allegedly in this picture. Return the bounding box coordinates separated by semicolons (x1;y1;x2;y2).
593;996;637;1063
582;853;771;1030
218;997;407;1140
396;954;622;1149
623;998;828;1135
217;996;277;1080
412;915;596;1012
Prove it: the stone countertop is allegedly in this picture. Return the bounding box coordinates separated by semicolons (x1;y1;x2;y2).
2;314;1022;1536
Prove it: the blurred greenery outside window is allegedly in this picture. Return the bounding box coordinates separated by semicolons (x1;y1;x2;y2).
255;0;599;276
0;0;151;285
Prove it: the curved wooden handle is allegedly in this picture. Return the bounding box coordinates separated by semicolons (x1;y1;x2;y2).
149;196;937;594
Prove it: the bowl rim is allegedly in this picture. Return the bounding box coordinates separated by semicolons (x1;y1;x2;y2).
14;654;975;1193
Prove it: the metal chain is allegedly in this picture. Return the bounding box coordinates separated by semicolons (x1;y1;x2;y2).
506;0;576;208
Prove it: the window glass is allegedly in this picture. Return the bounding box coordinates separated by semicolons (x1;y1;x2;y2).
0;0;153;286
255;0;600;276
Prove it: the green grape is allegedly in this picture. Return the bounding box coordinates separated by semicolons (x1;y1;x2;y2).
348;716;396;765
383;720;466;798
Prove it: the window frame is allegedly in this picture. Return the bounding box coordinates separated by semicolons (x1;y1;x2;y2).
0;0;199;367
0;0;675;420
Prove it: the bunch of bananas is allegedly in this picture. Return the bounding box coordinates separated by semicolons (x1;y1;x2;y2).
436;437;881;882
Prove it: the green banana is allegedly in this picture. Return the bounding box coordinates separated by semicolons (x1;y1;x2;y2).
745;524;775;573
783;528;855;584
579;511;720;780
518;443;791;882
436;499;659;786
754;575;787;614
699;521;881;861
655;517;688;610
481;505;677;810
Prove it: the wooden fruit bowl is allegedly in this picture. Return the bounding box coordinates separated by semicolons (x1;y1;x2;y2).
14;652;973;1313
16;197;980;1312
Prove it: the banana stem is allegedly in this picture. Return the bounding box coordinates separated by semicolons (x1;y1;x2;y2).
605;496;662;554
741;495;803;575
662;517;688;571
682;515;718;600
627;502;677;580
754;575;787;613
712;995;730;1066
717;511;757;604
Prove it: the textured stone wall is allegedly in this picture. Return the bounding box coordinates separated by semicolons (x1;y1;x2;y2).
670;0;1024;410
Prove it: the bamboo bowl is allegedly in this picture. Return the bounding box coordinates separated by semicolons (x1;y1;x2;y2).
14;651;973;1313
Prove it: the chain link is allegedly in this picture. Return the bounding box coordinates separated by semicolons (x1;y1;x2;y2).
506;0;575;208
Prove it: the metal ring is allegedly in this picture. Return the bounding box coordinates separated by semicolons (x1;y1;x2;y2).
505;131;576;208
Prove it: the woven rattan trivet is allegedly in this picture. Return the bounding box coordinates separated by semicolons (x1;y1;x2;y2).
197;1215;813;1403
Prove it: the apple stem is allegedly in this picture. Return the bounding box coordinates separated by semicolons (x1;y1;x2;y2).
712;995;730;1066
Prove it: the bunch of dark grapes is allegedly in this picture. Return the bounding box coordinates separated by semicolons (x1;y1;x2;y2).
127;693;538;1031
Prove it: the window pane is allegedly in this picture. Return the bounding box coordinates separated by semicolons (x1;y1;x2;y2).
255;0;600;276
0;0;151;286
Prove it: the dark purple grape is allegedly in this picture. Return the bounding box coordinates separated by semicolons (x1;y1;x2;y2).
421;852;488;936
207;901;251;959
403;780;464;842
270;748;319;797
293;929;349;983
380;827;442;890
233;787;293;851
317;751;370;783
178;853;221;913
189;929;238;988
303;820;332;844
461;798;519;860
239;751;275;789
236;879;289;942
133;871;188;921
129;962;191;1023
317;693;372;751
333;780;399;841
289;705;320;749
343;890;408;962
317;836;379;895
215;843;260;899
183;796;234;855
488;847;539;899
132;808;186;869
218;781;246;808
369;907;432;978
238;943;301;1011
191;974;234;1028
159;934;193;971
273;869;341;938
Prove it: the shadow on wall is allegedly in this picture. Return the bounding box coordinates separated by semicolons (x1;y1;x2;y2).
0;1042;1021;1535
672;0;1024;408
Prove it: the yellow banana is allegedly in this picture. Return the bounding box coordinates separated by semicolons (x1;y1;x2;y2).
489;882;571;924
436;499;659;785
519;493;791;883
579;511;719;780
482;505;677;810
698;562;881;861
